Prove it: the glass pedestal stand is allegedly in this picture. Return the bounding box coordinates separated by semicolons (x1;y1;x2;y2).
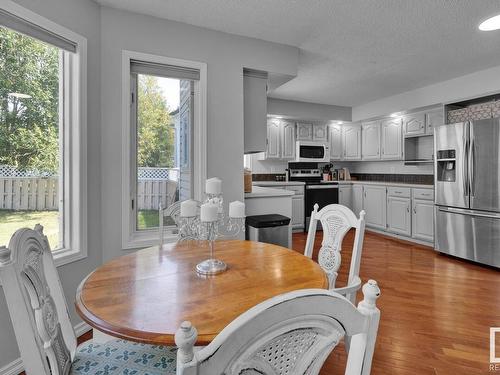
196;221;227;275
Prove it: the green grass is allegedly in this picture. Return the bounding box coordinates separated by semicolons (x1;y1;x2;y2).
137;210;159;229
0;210;60;250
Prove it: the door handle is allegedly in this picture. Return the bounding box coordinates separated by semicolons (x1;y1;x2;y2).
438;206;500;219
468;121;475;197
462;122;469;197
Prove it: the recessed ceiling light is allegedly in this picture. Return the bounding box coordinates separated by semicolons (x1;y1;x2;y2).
390;112;401;118
479;14;500;31
275;116;283;119
8;92;31;99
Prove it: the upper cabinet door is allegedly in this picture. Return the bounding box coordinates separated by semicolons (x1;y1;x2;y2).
266;119;281;159
296;123;313;140
381;118;402;160
403;112;426;136
362;121;381;160
281;120;296;159
342;123;362;160
312;124;328;141
425;108;444;135
329;124;342;160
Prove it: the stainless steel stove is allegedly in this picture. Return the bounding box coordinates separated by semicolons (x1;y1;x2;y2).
288;163;338;231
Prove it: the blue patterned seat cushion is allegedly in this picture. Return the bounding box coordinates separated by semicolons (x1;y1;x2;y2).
71;339;177;375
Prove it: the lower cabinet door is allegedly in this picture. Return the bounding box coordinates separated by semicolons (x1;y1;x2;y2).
291;196;305;229
412;199;434;242
352;185;363;216
387;196;411;236
363;186;387;230
339;185;352;210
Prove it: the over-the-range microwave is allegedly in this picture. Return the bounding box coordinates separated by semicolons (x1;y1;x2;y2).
295;141;330;162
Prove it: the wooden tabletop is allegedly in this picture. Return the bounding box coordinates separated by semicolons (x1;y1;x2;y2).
76;240;328;345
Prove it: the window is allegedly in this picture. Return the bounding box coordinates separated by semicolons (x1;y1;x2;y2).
122;51;206;249
0;3;87;266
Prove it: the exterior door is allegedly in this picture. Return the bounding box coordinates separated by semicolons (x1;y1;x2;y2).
281;120;296;159
364;185;387;230
434;122;468;209
362;121;381;160
469;118;500;212
343;123;362;160
387;196;411;236
329;124;342;160
266;119;280;159
381;118;402;160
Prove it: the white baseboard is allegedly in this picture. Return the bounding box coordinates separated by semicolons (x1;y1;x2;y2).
0;321;93;375
366;227;434;247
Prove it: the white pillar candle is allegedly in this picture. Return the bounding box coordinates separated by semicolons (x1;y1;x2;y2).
229;201;245;218
180;199;197;217
206;177;222;195
200;203;219;222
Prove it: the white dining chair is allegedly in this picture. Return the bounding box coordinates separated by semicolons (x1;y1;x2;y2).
175;280;381;375
304;203;366;304
0;225;177;375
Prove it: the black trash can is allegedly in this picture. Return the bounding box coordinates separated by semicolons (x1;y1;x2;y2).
245;214;291;248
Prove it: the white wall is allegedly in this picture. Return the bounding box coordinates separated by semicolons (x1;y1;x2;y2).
353;64;500;121
0;0;102;370
268;97;351;122
100;7;298;261
249;154;289;174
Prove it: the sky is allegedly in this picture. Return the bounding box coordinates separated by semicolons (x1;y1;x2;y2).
157;77;180;112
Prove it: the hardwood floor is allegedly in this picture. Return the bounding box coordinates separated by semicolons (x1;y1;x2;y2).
22;232;498;374
291;230;500;375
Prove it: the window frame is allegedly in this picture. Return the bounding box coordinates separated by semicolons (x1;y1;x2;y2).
1;1;88;267
121;50;207;250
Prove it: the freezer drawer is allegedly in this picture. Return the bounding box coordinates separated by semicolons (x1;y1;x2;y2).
435;206;500;268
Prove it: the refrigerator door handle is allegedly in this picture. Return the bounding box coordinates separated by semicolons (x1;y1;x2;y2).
462;121;469;198
438;206;500;219
468;121;475;197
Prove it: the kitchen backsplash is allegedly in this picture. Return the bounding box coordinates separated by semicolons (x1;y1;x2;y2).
350;173;433;185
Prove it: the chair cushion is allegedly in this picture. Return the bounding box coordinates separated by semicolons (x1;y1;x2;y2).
71;339;177;375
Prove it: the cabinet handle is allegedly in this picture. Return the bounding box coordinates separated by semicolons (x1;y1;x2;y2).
407;206;410;213
414;207;417;214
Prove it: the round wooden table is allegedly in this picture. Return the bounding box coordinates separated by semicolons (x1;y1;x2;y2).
76;240;328;345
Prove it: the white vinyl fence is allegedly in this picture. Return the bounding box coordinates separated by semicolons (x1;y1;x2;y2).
0;167;180;211
0;177;59;210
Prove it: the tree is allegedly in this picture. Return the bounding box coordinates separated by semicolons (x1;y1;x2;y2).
0;27;60;174
137;75;175;168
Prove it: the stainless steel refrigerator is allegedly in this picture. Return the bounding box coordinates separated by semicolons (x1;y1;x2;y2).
434;118;500;268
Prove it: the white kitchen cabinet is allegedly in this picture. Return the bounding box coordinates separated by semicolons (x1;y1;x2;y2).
412;198;434;242
339;185;352;210
403;112;426;137
387;196;411;236
352;185;364;217
363;185;387;230
291;195;305;230
342;123;362;160
296;123;313;140
328;124;342;160
265;119;281;159
312;124;328;141
381;118;402;160
362;121;381;160
281;120;296;159
425;108;444;135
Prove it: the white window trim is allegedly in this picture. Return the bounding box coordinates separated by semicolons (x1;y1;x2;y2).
1;1;88;268
121;50;207;250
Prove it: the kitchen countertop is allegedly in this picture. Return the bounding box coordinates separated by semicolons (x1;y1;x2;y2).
245;186;296;198
336;180;434;189
252;181;306;186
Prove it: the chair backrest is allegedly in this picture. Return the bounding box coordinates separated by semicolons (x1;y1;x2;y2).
0;225;77;375
304;204;366;301
175;280;381;375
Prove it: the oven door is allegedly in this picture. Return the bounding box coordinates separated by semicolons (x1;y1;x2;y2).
305;184;339;230
296;142;329;162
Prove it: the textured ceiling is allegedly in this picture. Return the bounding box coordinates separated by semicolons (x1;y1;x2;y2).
95;0;500;107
